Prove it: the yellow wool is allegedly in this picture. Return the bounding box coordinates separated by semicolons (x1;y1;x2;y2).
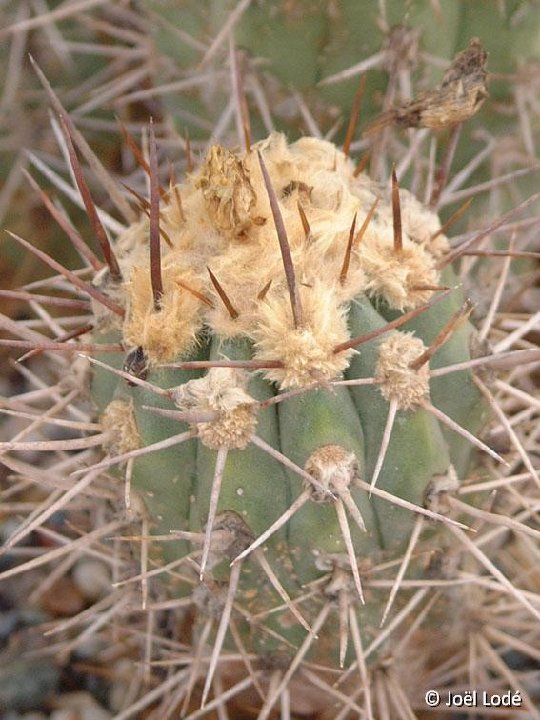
375;332;431;409
252;281;353;388
113;133;447;384
124;264;203;364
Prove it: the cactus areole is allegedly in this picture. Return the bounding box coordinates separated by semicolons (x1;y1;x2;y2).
86;131;497;710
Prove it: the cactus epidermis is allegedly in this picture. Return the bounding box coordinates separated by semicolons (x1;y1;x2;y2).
93;131;491;680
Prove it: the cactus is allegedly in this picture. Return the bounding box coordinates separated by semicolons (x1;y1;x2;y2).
1;5;540;720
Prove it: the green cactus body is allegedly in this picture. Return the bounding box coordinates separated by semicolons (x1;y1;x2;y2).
85;129;496;691
385;266;490;477
130;362;202;564
192;336;291;544
279;386;380;581
98;342;208;564
346;296;452;551
184;334;307;656
91;342;125;414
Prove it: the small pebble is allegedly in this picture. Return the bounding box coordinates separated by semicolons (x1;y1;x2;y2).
72;635;105;660
0;608;49;643
72;560;112;602
40;576;86;617
0;518;21;542
52;691;112;720
0;656;59;712
108;659;134;713
50;712;77;720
